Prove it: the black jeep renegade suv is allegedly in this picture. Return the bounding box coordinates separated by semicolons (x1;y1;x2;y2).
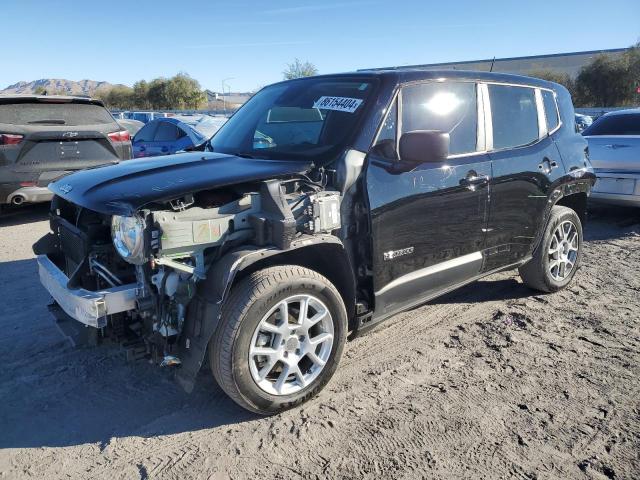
34;70;595;414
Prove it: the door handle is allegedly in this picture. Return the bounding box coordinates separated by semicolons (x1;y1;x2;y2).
459;173;489;190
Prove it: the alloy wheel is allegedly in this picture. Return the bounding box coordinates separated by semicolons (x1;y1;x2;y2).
248;294;334;396
548;220;579;281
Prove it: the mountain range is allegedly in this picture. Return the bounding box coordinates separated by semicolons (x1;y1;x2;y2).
0;79;125;96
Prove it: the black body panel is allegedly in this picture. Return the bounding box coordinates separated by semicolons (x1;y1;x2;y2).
48;153;312;216
366;153;491;317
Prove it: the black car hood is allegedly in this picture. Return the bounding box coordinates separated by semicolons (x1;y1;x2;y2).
49;152;312;216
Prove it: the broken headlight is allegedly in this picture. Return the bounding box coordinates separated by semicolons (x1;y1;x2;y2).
111;215;146;265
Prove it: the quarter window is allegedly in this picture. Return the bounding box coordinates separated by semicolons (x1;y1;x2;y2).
401;82;478;156
542;90;560;132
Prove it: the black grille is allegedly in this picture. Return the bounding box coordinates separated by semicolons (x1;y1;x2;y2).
58;220;87;264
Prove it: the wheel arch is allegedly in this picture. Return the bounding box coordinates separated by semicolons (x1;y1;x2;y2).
531;184;589;255
555;191;587;225
175;235;357;393
233;242;357;329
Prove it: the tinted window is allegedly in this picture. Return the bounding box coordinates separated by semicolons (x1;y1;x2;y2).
0;102;116;126
134;122;157;142
583;114;640;136
154;122;181;142
542;90;559;131
489;85;539;149
401;82;477;155
371;98;398;160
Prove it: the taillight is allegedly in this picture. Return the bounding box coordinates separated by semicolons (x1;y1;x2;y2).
20;181;37;187
0;133;24;145
108;130;131;143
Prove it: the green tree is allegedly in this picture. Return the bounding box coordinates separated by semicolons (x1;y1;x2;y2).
574;54;630;107
166;73;206;109
621;41;640;105
133;80;150;109
143;74;205;110
99;85;136;109
283;59;318;80
147;77;171;109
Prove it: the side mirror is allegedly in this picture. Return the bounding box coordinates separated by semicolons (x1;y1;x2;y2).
399;130;450;166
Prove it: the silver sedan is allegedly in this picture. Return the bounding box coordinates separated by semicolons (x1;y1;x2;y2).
583;109;640;207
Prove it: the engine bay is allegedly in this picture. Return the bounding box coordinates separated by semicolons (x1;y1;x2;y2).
39;175;342;364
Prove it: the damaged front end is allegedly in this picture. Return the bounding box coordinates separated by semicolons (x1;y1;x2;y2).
34;175;342;391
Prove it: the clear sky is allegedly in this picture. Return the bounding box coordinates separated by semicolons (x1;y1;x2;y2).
3;0;639;92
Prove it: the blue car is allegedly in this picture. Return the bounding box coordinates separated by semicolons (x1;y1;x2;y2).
132;115;226;158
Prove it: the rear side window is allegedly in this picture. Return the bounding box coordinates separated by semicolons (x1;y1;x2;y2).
542;90;560;132
583;114;640;136
401;82;477;155
134;122;157;142
0;102;116;126
154;122;181;142
488;85;539;149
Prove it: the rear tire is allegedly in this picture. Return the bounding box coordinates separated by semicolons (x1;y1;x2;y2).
209;265;347;415
519;206;583;293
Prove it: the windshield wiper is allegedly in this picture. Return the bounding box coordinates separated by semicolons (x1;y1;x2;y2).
232;152;256;159
27;119;66;125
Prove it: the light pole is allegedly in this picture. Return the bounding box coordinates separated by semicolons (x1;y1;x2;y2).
221;77;234;114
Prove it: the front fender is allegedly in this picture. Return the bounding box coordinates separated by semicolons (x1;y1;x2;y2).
174;234;345;393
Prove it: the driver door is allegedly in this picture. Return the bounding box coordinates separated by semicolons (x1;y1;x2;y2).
366;81;491;319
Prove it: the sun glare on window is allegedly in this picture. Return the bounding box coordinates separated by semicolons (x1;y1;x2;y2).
424;92;462;116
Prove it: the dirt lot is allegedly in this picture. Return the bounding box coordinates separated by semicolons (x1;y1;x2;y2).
0;204;638;480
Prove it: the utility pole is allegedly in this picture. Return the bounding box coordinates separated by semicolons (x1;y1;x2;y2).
221;77;234;115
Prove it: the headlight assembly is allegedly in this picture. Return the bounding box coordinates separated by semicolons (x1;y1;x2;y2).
111;215;146;264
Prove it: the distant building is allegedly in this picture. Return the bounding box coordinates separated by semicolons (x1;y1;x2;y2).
366;48;628;78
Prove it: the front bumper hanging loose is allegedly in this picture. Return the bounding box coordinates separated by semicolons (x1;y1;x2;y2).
37;254;137;328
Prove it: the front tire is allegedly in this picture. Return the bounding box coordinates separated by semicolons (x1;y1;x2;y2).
519;205;583;293
209;265;347;415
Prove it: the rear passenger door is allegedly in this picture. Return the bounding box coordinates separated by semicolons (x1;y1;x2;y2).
483;83;565;271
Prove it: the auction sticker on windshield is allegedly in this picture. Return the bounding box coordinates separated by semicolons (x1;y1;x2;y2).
313;96;363;113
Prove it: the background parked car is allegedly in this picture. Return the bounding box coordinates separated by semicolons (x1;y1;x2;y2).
0;95;131;208
132;115;226;158
582;108;640;207
575;113;593;132
117;118;144;137
122;111;170;124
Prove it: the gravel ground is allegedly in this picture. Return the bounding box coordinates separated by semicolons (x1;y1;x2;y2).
0;204;638;480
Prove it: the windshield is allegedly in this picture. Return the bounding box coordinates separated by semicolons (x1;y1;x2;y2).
210;77;376;161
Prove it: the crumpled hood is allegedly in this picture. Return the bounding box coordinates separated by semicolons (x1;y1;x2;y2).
49;152;312;216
